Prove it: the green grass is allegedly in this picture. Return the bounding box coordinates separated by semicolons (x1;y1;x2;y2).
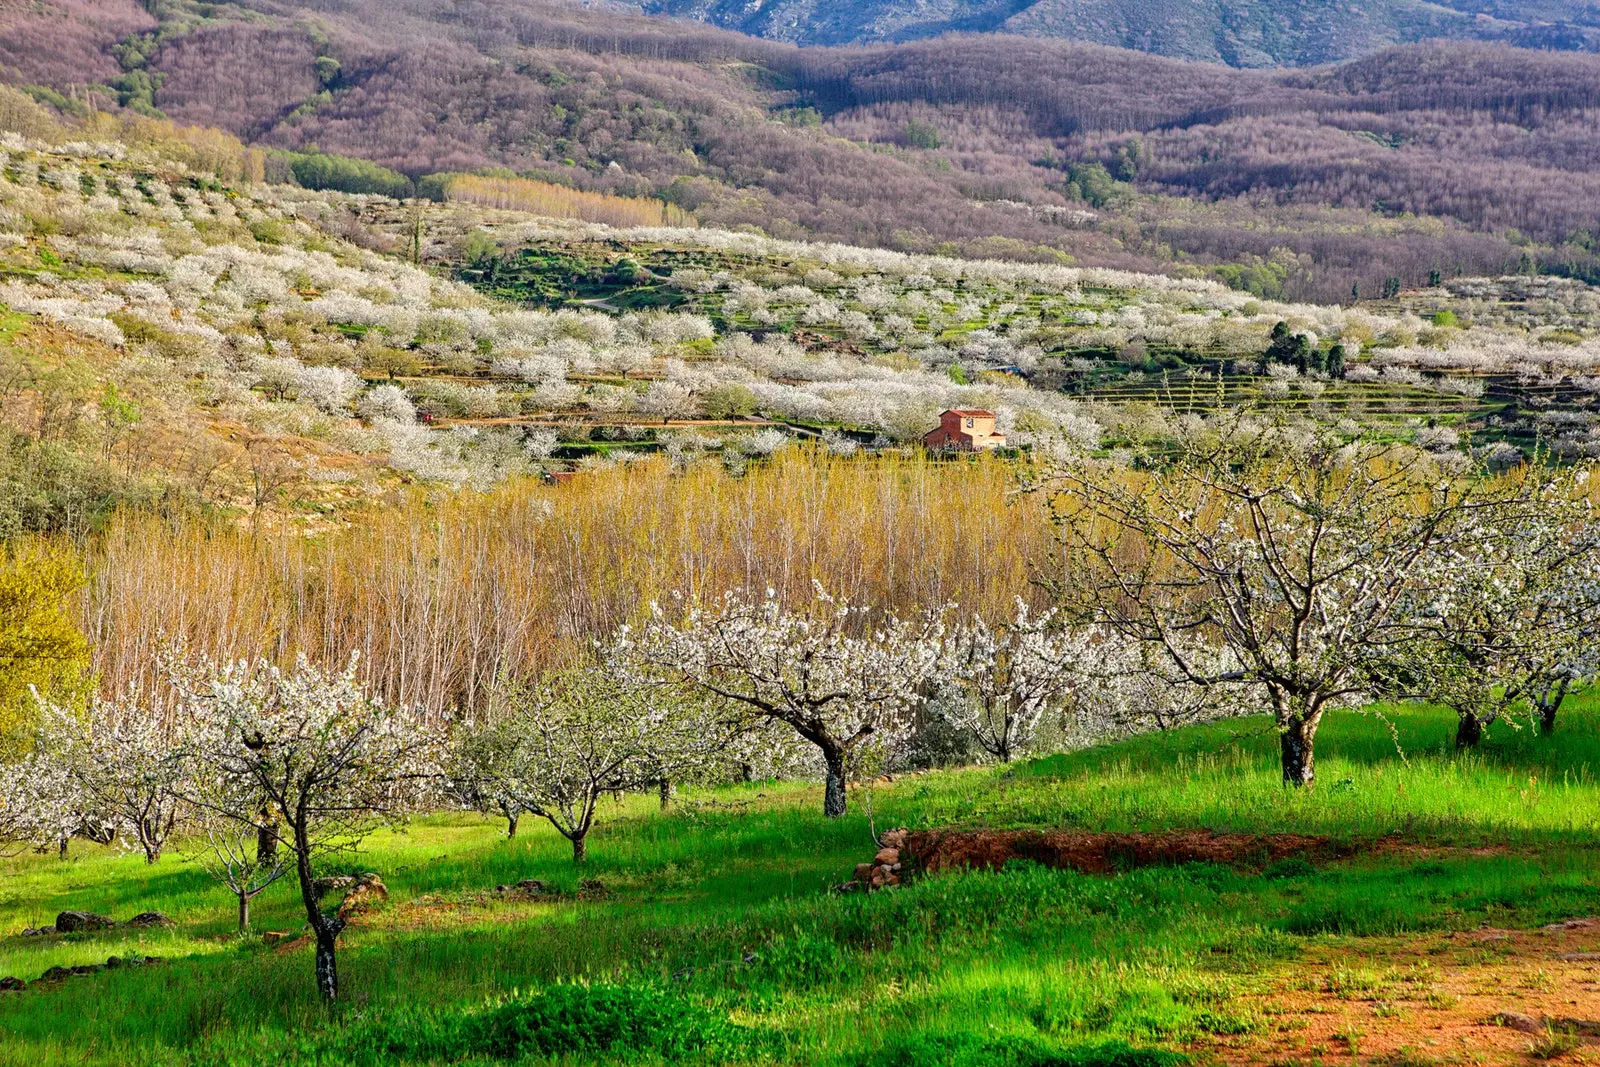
1;702;1598;1065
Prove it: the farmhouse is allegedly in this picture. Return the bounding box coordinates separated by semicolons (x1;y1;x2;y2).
924;409;1007;451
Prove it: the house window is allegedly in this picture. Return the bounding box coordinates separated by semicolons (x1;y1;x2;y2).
965;417;974;428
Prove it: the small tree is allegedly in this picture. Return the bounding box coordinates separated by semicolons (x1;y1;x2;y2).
179;654;443;1002
448;721;529;838
939;601;1087;762
192;821;288;932
620;587;940;817
1040;427;1509;787
467;667;734;862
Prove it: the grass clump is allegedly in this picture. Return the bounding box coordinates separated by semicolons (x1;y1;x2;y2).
209;983;747;1065
857;1032;1187;1067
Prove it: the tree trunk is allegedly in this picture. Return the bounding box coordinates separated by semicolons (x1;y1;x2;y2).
58;836;68;860
823;749;848;818
658;778;676;811
293;814;343;1002
1539;700;1559;736
238;892;250;932
571;833;587;864
314;927;338;1002
1279;716;1318;788
1455;713;1485;749
257;818;278;865
505;812;519;839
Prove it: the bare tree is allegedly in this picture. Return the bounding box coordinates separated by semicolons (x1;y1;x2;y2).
192;822;289;931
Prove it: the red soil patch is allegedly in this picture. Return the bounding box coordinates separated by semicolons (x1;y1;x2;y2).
906;829;1340;875
1206;920;1600;1065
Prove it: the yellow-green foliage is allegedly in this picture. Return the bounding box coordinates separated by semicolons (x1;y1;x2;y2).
0;544;91;736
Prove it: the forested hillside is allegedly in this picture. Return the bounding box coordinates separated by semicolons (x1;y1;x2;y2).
641;0;1600;62
5;0;1600;303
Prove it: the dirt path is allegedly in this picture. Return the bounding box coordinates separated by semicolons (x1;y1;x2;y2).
1200;920;1600;1064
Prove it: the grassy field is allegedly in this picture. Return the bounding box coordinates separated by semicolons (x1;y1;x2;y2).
2;703;1600;1066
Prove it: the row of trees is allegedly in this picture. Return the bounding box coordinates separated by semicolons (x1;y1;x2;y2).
5;427;1597;1003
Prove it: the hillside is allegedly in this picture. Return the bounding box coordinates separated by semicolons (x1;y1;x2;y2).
4;705;1600;1064
6;2;1600;303
639;0;1600;63
10;102;1600;548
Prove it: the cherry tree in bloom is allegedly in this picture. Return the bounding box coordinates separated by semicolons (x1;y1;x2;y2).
456;667;741;862
1040;424;1515;787
617;587;941;817
33;692;193;863
938;601;1092;762
176;654;445;1002
1397;463;1600;747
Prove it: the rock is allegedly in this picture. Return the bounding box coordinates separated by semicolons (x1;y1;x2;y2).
515;879;547;894
38;966;72;982
880;829;908;849
68;965;103;976
579;879;610;897
830;881;861;894
1491;1011;1545;1035
1555;953;1600;961
19;926;52;937
126;912;175;929
495;884;508;893
873;847;900;866
336;875;388;920
260;931;292;945
311;875;357;900
1544;918;1599;932
0;977;23;992
54;911;116;933
883;873;901;887
853;863;875;883
105;956;122;969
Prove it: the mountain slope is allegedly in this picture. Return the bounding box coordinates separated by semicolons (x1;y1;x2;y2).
639;0;1600;65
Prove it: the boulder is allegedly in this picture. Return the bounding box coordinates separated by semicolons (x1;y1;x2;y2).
312;875;358;900
38;966;72;982
336;874;388;920
1491;1011;1544;1035
873;847;900;866
126;912;175;929
0;977;23;992
54;911;116;933
853;863;875;883
19;926;52;937
880;829;909;849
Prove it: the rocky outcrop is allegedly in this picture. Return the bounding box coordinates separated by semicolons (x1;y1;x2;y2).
335;874;388;921
54;911;117;933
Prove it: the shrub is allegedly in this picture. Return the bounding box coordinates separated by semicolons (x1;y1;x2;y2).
464;984;738;1060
